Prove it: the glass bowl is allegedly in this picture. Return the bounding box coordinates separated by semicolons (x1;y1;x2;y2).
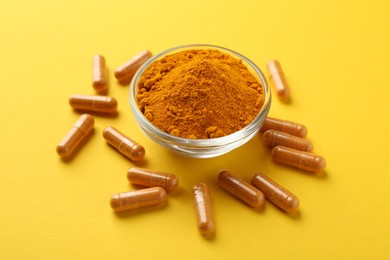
129;44;271;158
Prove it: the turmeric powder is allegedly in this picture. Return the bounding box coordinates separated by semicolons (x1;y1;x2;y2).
136;49;264;139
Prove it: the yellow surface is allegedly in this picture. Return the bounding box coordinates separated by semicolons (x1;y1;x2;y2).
1;0;389;259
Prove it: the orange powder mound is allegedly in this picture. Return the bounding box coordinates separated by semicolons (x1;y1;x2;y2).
136;49;264;139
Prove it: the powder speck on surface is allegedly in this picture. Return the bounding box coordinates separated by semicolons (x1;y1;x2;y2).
137;49;264;139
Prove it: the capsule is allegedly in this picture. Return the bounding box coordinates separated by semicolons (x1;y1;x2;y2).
114;50;153;83
272;146;326;173
217;170;264;208
192;183;215;236
92;54;108;94
263;129;313;152
251;173;300;213
260;117;308;137
127;167;179;192
69;94;117;114
56;114;94;158
267;60;291;102
110;187;167;212
103;126;145;161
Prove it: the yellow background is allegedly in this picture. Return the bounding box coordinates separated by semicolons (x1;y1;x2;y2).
1;0;389;259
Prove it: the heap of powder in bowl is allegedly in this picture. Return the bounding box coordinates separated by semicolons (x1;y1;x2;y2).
136;49;265;139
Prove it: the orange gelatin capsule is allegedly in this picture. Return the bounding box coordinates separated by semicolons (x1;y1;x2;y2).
127;167;179;192
260;117;308;137
103;126;145;161
267;60;291;102
56;114;94;158
192;183;215;236
272;146;326;173
251;173;300;213
110;187;167;212
217;170;265;208
263;129;313;152
114;50;153;83
69;94;118;114
92;54;108;94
